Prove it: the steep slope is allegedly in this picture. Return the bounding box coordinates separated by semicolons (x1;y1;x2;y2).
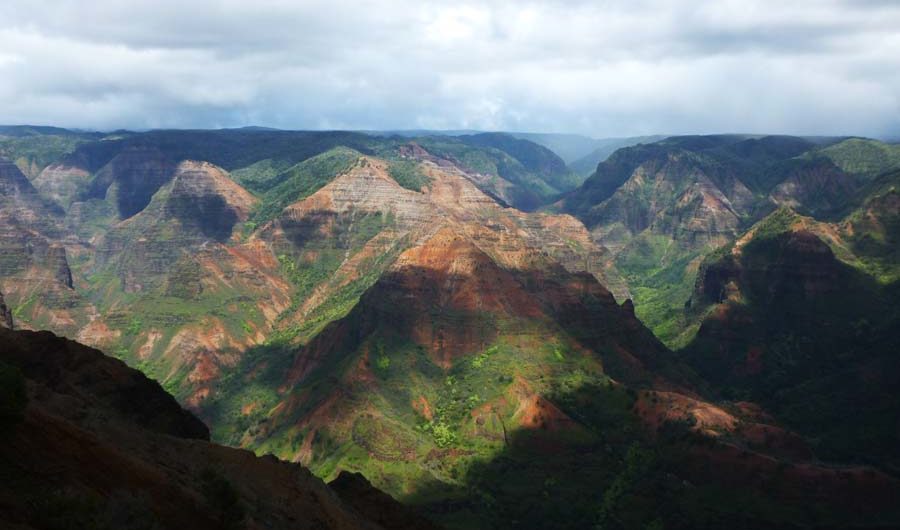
253;149;627;349
816;137;900;178
205;222;899;529
83;145;179;219
457;132;582;192
768;157;866;217
0;327;440;530
29;128;574;214
0;126;99;180
92;159;259;291
0;157;90;335
560;135;819;247
186;149;900;528
3;129;900;529
682;202;900;471
79;160;291;407
554;135;878;347
838;169;900;281
414;136;574;210
19;142;624;421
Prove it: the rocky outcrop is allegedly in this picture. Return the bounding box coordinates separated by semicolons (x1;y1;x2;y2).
262;152;626;342
80;162;285;409
0;156;65;238
94;160;259;291
552;135;866;347
164;160;257;241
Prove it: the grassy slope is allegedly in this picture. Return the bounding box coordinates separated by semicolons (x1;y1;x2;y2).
817;137;900;178
0;132;97;178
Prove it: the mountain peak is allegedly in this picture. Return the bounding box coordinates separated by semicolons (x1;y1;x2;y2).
168;160;258;225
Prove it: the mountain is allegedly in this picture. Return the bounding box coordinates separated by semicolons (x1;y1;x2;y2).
0;326;440;530
27;128;571;213
555;134;898;347
0;156;90;336
816;137;900;178
682;194;900;471
194;148;897;529
0;126;102;180
405;135;578;210
3;126;900;529
457;132;582;193
51;142;624;418
374;131;600;166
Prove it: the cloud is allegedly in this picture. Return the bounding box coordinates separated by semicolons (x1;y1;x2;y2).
0;0;898;137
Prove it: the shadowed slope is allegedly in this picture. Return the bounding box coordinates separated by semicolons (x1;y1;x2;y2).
0;327;441;530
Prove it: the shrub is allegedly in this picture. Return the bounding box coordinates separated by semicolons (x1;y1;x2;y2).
431;421;457;448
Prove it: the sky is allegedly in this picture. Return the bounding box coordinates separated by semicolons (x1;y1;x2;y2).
1;0;899;138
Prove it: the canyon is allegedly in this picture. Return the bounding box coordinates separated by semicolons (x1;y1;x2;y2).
1;127;899;529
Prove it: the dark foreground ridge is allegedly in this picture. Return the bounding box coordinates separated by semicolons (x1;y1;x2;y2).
0;327;442;530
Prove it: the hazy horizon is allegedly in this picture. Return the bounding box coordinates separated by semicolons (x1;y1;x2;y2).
4;124;898;144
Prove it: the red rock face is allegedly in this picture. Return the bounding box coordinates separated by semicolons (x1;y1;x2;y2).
262;151;626;345
357;227;547;368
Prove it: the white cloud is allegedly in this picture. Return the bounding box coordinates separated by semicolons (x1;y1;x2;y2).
0;0;898;137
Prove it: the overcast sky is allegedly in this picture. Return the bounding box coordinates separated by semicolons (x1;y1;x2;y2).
1;0;898;137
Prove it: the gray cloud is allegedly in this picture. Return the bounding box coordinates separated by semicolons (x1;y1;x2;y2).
1;0;898;137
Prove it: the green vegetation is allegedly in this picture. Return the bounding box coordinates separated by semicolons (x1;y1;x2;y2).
681;211;900;471
458;132;582;192
614;234;706;348
250;147;360;224
5;127;900;529
596;444;657;529
0;130;93;178
387;158;432;191
413;136;564;209
230;157;298;193
817;138;900;178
